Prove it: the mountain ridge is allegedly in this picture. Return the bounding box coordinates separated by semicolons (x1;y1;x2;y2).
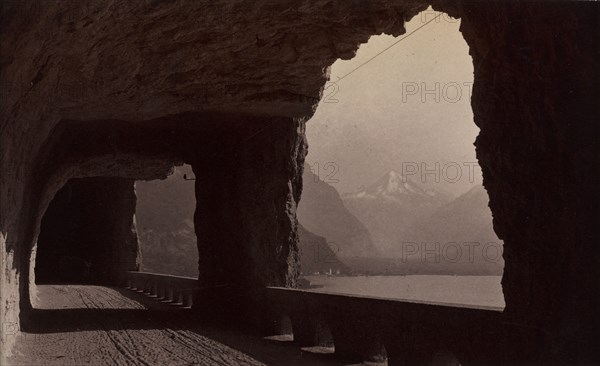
297;165;378;258
342;169;452;254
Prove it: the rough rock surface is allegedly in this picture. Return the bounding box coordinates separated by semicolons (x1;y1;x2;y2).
190;116;306;325
451;3;600;363
1;1;598;364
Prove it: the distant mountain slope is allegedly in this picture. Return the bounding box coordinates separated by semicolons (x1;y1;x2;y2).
342;185;503;276
342;170;452;254
136;165;199;277
298;224;349;275
418;185;498;242
297;166;378;258
410;185;504;274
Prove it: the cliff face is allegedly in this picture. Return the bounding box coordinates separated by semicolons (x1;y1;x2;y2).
412;185;504;275
297;166;377;258
1;1;598;363
297;224;348;276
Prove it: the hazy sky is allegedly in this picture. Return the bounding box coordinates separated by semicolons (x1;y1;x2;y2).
305;9;482;196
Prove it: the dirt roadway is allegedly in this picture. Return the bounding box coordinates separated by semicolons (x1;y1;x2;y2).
7;285;344;366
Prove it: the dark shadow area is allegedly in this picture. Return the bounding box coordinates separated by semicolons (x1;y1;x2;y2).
35;178;138;285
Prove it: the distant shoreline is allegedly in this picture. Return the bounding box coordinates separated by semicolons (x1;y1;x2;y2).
302;274;505;308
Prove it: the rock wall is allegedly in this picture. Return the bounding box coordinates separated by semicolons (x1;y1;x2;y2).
440;2;600;363
1;1;598;364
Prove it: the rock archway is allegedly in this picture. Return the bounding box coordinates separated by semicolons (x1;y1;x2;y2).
1;1;598;364
12;111;306;328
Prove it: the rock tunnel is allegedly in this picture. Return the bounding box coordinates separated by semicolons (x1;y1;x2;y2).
1;1;598;364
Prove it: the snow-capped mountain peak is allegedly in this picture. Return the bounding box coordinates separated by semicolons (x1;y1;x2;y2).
349;170;426;199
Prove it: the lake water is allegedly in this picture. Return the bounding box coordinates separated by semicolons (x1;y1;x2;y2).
304;275;505;309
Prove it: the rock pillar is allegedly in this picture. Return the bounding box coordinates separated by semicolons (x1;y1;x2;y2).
191;117;307;327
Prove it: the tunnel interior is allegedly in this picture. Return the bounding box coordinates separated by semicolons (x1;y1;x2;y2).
1;2;598;365
26;112;306;327
34;177;138;285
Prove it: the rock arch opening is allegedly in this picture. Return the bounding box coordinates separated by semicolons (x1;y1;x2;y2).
299;318;335;355
21;111;306;332
135;164;199;278
299;8;505;308
263;313;294;342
